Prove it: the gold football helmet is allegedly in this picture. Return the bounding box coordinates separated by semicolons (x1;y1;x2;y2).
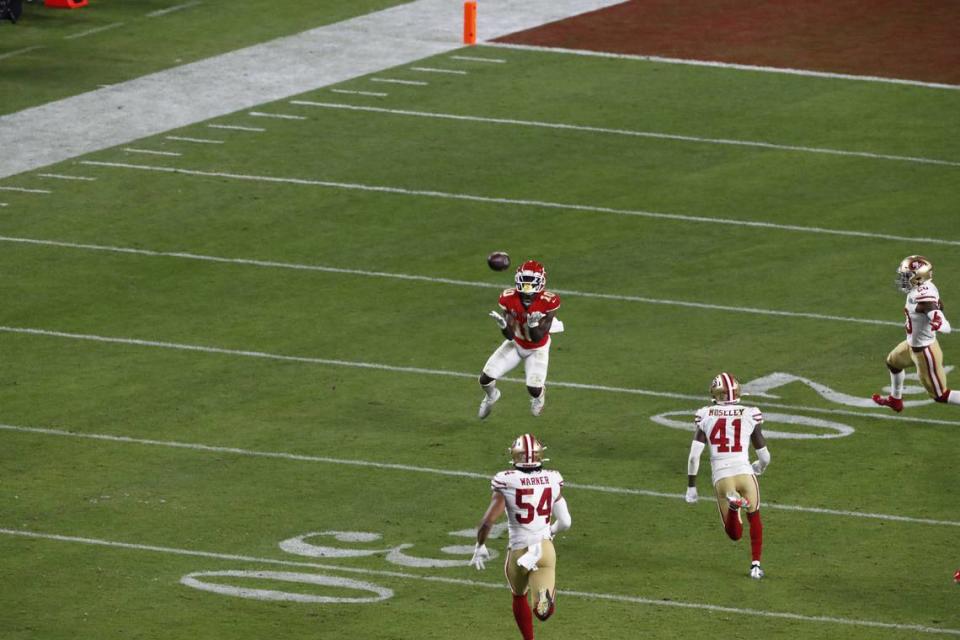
897;255;933;292
509;433;547;469
710;372;741;404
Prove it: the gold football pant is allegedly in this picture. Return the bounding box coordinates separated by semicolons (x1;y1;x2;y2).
886;340;949;400
504;539;556;609
714;473;761;525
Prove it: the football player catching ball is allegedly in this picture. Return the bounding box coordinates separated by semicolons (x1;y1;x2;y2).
478;260;561;419
873;255;960;412
686;373;770;579
470;434;572;640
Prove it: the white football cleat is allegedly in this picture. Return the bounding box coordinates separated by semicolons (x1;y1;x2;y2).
726;491;750;511
749;562;764;580
530;389;545;417
534;586;554;619
478;388;501;419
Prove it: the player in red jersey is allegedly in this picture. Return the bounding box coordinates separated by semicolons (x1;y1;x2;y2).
478;260;562;418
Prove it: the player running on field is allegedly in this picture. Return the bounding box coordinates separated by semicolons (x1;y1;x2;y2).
873;255;960;412
686;373;770;579
478;260;562;419
469;434;572;640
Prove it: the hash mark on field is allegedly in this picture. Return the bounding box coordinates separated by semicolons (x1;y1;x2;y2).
3;528;957;635
248;111;307;121
0;46;44;61
0;233;900;328
146;1;202;17
370;78;429;86
293;101;960;168
165;136;224;145
0;186;51;194
78;160;960;247
122;148;182;157
2;325;959;430
0;203;7;207
450;55;506;63
410;67;469;75
329;89;389;97
64;23;125;40
37;174;97;182
207;124;265;132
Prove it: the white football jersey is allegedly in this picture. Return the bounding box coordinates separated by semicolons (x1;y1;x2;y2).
905;281;941;348
491;467;564;550
695;403;763;484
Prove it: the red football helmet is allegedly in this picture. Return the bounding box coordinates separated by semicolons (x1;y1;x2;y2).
515;260;546;304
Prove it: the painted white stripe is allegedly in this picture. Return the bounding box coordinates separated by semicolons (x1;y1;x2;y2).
207;124;265;132
1;423;958;530
37;173;97;182
308;101;960;167
410;66;469;75
2;528;955;635
122;148;182;157
77;160;960;247
450;55;506;63
0;233;900;328
146;1;202;17
485;42;960;92
248;111;307;121
3;323;960;429
0;203;7;207
370;78;429;86
330;89;389;97
64;23;125;40
165;136;224;145
0;45;44;62
0;186;51;194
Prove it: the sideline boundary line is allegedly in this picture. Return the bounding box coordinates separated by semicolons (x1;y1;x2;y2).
0;234;899;328
1;324;959;428
484;42;960;92
78;161;960;247
2;528;957;635
1;424;959;527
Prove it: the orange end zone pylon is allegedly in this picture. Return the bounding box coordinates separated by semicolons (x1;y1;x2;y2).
463;1;477;45
44;0;89;8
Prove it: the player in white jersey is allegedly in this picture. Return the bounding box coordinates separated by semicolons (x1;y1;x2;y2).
469;434;572;640
873;256;960;412
685;373;771;579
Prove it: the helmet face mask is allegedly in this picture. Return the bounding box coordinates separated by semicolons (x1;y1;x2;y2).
710;372;741;404
515;260;546;306
509;433;548;469
896;255;933;293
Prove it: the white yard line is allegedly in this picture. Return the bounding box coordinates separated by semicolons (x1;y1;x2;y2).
450;55;506;63
290;101;959;168
1;325;958;430
0;45;45;62
165;136;224;144
2;528;955;635
64;22;125;40
370;78;429;86
0;203;7;207
1;0;629;178
0;233;900;328
79;160;960;247
485;43;960;92
248;111;307;121
410;67;469;75
146;1;202;18
1;423;959;530
330;89;389;97
122;148;182;157
37;173;97;182
207;124;265;132
0;186;51;194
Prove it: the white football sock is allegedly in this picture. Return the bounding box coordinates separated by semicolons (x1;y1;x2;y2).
482;382;497;399
890;370;905;399
947;390;960;405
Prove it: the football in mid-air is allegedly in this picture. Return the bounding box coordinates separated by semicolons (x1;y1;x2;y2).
487;251;510;271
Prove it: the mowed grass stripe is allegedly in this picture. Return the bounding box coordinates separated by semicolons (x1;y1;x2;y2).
79;161;960;247
2;325;958;428
2;423;959;528
0;234;898;328
3;528;958;635
289;101;960;168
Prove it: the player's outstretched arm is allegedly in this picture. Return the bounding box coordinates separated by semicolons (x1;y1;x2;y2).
550;497;572;536
488;310;514;340
470;492;506;570
751;427;771;475
686;429;707;503
525;311;556;343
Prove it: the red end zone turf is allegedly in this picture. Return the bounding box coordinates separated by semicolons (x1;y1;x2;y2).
495;0;960;85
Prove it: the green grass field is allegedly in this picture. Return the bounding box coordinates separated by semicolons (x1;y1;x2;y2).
1;5;959;639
